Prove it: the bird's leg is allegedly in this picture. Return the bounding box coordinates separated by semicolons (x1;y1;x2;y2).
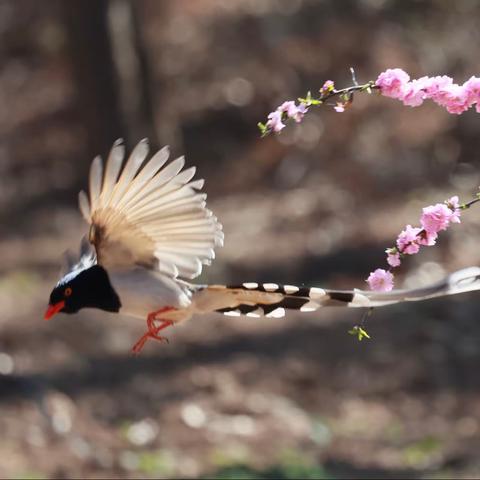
131;307;175;355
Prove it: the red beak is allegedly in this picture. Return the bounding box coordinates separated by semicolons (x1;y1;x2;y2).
44;300;65;320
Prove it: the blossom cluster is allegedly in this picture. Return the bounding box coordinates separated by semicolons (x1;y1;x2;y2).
265;100;308;133
258;67;477;298
258;78;368;135
376;68;480;114
366;196;462;291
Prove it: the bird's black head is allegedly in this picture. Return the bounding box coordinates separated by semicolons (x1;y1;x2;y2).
45;265;121;320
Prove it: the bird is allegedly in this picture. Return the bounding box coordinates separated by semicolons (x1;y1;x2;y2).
45;139;480;354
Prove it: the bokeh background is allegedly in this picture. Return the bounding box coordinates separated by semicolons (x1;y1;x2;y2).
1;0;480;478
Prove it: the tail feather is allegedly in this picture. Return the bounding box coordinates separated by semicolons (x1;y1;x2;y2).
192;267;480;318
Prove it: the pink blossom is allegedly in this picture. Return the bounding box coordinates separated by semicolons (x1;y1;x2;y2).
321;80;335;94
417;230;438;246
386;249;401;267
376;68;410;99
292;103;308;122
432;83;473;115
375;71;477;115
421;75;453;98
278;101;308;123
446;195;462;223
420;203;454;234
463;76;480;111
279;101;298;117
266;110;285;133
402;78;427;107
397;225;421;255
334;102;345;112
367;268;394;292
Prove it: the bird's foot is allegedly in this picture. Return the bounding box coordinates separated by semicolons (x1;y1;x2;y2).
131;308;175;355
131;328;170;355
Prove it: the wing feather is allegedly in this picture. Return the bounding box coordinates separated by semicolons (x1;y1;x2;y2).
89;156;103;211
125;156;187;215
78;190;91;222
79;140;223;278
116;146;170;210
130;189;206;220
101;139;125;202
132;194;208;223
109;138;149;207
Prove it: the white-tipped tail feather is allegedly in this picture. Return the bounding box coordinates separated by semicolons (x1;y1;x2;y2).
192;267;480;318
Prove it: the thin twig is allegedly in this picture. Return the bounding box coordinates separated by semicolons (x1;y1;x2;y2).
463;197;480;209
324;81;378;101
360;307;374;328
258;78;380;136
350;67;359;87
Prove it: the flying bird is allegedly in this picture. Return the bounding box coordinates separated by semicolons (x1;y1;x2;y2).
45;139;480;353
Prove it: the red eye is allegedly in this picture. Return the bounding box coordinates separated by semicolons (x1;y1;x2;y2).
64;287;72;297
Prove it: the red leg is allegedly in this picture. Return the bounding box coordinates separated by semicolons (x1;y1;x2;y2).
131;307;175;355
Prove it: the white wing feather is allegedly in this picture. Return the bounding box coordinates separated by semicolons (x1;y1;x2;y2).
79;139;224;279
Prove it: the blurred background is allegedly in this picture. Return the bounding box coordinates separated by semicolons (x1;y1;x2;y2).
1;0;480;478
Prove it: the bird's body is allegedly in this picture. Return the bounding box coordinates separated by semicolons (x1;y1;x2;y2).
45;139;480;353
109;267;192;319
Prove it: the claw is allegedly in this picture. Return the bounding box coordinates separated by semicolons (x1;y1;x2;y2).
149;330;170;344
131;331;169;355
131;309;175;354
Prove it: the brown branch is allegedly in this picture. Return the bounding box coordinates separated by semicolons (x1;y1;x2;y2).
259;79;379;136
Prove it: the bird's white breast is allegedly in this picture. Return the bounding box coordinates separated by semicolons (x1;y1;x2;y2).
108;267;192;319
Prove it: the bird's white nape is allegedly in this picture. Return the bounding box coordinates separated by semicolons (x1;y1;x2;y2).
58;236;97;285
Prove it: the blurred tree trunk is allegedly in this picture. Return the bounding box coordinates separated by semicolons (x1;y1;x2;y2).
107;0;157;146
61;0;125;173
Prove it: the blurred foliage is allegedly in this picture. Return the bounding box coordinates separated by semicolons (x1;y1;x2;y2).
403;436;443;468
13;473;45;480
208;449;332;479
209;463;332;480
136;450;176;477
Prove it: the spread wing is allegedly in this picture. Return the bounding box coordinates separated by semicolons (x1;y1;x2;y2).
78;139;224;278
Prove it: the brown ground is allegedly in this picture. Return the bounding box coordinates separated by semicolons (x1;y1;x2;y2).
1;188;480;479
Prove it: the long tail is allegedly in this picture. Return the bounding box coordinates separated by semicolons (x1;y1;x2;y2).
192;267;480;318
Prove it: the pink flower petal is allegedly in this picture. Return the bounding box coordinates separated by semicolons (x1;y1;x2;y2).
397;225;421;255
420;203;454;234
367;269;394;292
417;230;438;246
376;68;410;99
266;110;285;133
321;80;335;94
386;250;401;267
446;195;462;223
